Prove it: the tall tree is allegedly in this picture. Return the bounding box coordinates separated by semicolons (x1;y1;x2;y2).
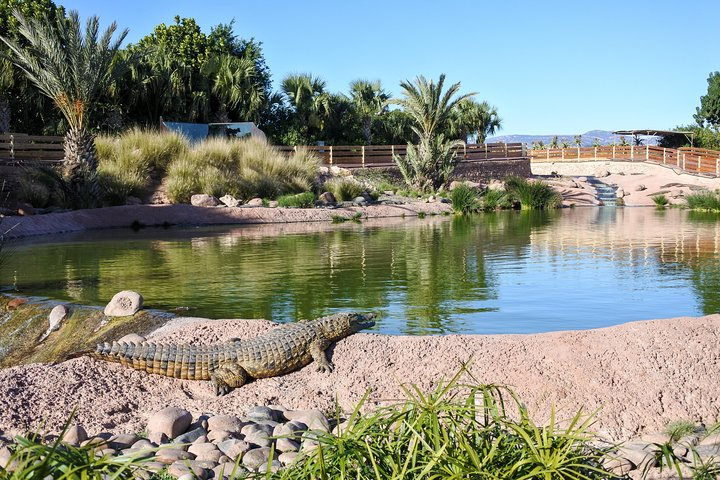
695;71;720;128
281;73;331;143
392;74;475;192
1;9;127;203
447;98;501;143
205;54;265;123
348;79;390;145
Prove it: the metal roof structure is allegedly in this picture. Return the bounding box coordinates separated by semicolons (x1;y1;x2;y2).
612;129;695;145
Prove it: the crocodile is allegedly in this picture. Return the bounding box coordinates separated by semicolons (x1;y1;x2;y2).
88;312;376;396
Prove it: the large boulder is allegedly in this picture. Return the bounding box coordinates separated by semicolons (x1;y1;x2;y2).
245;198;264;207
104;290;143;317
191;194;220;207
48;304;68;331
318;191;337;205
219;195;240;207
147;407;192;440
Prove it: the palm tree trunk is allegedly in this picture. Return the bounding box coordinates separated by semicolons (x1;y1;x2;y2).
362;116;372;145
0;95;10;133
63;126;100;206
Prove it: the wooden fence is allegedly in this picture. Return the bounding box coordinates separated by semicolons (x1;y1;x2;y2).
529;145;720;176
0;133;64;164
276;142;526;168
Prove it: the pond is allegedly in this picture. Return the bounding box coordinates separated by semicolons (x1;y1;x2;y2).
2;208;719;335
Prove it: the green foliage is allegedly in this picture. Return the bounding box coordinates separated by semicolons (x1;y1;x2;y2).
394;134;463;193
166;138;318;203
331;212;362;224
446;98;501;143
323;177;366;202
651;194;669;208
505;175;562;210
270;366;613;479
665;420;699;442
686;190;720;212
695;71;720;128
348;79;390;145
660;125;720;150
449;183;481;214
277;191;315;208
481;188;510;211
281;73;332;144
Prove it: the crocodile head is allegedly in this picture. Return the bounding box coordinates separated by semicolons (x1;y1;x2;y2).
320;312;376;340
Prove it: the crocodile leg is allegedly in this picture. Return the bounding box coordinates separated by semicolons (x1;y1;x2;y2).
310;339;334;373
210;362;248;396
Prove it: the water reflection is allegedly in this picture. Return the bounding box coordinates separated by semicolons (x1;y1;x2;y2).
2;209;719;334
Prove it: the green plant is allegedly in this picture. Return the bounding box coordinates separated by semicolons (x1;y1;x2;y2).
666;420;699;442
686;190;720;212
277;191;316;208
505;175;562;210
16;166;69;208
652;194;669;208
417;211;426;219
331;212;362;224
323;177;365;202
449;183;481;214
481;188;510;211
270;366;613;479
394;133;463;193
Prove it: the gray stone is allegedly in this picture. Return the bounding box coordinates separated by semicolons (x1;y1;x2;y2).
167;460;208;479
188;443;219;456
257;460;282;473
595;169;611;178
700;432;720;446
246;406;276;421
147;407;192;439
148;431;168;445
48;305;68;331
278;451;300;466
0;445;18;471
284;410;330;433
245;198;264;207
207;430;232;443
275;437;300;453
273;421;307;439
635;184;647;191
352;196;367;204
108;433;140;450
61;425;88;446
191;194;220;207
219;195;240;207
173;426;207;444
604;456;635;475
118;333;146;344
318;191;337;204
156;448;196;464
193;435;208;444
130;439;154;450
241;423;274;438
242;447;277;470
104;290;144;317
121;447;155;460
213;463;247;479
195;450;224;463
244;432;272;448
268;200;279;208
207;415;245;434
615;187;625;198
216;439;251;460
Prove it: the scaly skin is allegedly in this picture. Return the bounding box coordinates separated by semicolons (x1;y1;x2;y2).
91;313;376;396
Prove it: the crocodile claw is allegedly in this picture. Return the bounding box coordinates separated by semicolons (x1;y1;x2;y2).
316;362;334;373
211;376;231;397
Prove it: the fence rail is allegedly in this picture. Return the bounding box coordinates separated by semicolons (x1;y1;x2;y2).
529;145;720;176
0;133;64;163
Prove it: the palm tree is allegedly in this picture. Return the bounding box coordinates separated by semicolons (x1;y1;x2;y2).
281;73;331;143
348;79;390;145
447;98;501;143
1;9;127;203
206;54;266;123
392;74;475;192
0;58;13;133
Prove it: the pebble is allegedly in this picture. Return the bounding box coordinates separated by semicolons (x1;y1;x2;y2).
155;448;195;464
242;446;276;470
207;414;245;433
61;425;88;446
173;426;207;444
147;407;192;439
167;460;208;479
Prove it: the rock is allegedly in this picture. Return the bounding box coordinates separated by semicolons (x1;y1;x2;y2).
244;432;272;448
700;433;720;446
148;431;168;445
188;443;218;456
618;442;656;470
108;433;140;450
48;305;68;331
173;426;207;445
216;439;251;460
268;200;279;208
577;176;588;183
17;203;35;216
318;166;329;175
353;196;367;204
147;407;192;440
449;181;480;191
242;447;276;471
615;187;625;198
273;421;307;439
118;333;146;344
284;410;330;433
330;166;351;176
635;184;647;192
156;448;196;464
318;191;337;204
257;460;282;473
604;456;635;475
278;451;299;466
190;194;220;207
125;196;142;205
131;439;154;450
194;449;224;463
246;406;278;422
245;198;264;207
670;188;684;199
6;297;28;310
219;195;240;207
104;290;143;317
207;430;232;443
241;423;274;438
207;415;245;434
595;169;610;178
167;460;208;479
193;435;208;444
61;425;87;446
275;437;300;453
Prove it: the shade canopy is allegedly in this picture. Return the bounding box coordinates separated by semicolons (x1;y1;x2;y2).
612;129;695;146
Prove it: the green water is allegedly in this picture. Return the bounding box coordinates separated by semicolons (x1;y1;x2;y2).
3;208;720;335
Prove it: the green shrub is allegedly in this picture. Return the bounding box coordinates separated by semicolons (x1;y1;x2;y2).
481;188;510;211
323;177;366;202
277;191;316;208
505;175;562;210
686;190;720;212
651;194;669;208
17;166;67;208
271;367;613;479
449;183;481;214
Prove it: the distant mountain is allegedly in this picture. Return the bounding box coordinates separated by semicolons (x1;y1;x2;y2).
487;130;660;147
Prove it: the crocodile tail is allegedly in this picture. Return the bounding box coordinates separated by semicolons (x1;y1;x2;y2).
91;341;235;381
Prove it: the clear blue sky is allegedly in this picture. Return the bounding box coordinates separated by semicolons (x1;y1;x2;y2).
60;0;716;136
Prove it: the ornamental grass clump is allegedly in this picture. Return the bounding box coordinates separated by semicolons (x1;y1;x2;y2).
449;183;481;214
505;175;562;210
270;366;614;479
685;190;720;212
651;194;669;208
277;191;316;208
323;177;366;202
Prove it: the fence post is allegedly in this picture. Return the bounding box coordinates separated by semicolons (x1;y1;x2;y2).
612;145;616;158
698;156;702;172
630;144;634;160
682;153;686;170
716;158;719;176
663;148;667;164
561;148;565;160
9;134;14;161
361;146;365;167
645;144;649;161
329;146;333;165
546;148;549;160
594;146;598;158
391;145;395;159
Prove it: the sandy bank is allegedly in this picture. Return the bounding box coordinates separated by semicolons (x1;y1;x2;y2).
0;314;718;442
3;202;452;240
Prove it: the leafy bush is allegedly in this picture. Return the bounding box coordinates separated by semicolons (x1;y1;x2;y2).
323;177;366;202
277;191;316;208
449;183;481;214
686;190;720;212
393;135;462;193
17;166;68;208
271;367;613;479
651;194;669;208
481;188;510;211
505;175;562;210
